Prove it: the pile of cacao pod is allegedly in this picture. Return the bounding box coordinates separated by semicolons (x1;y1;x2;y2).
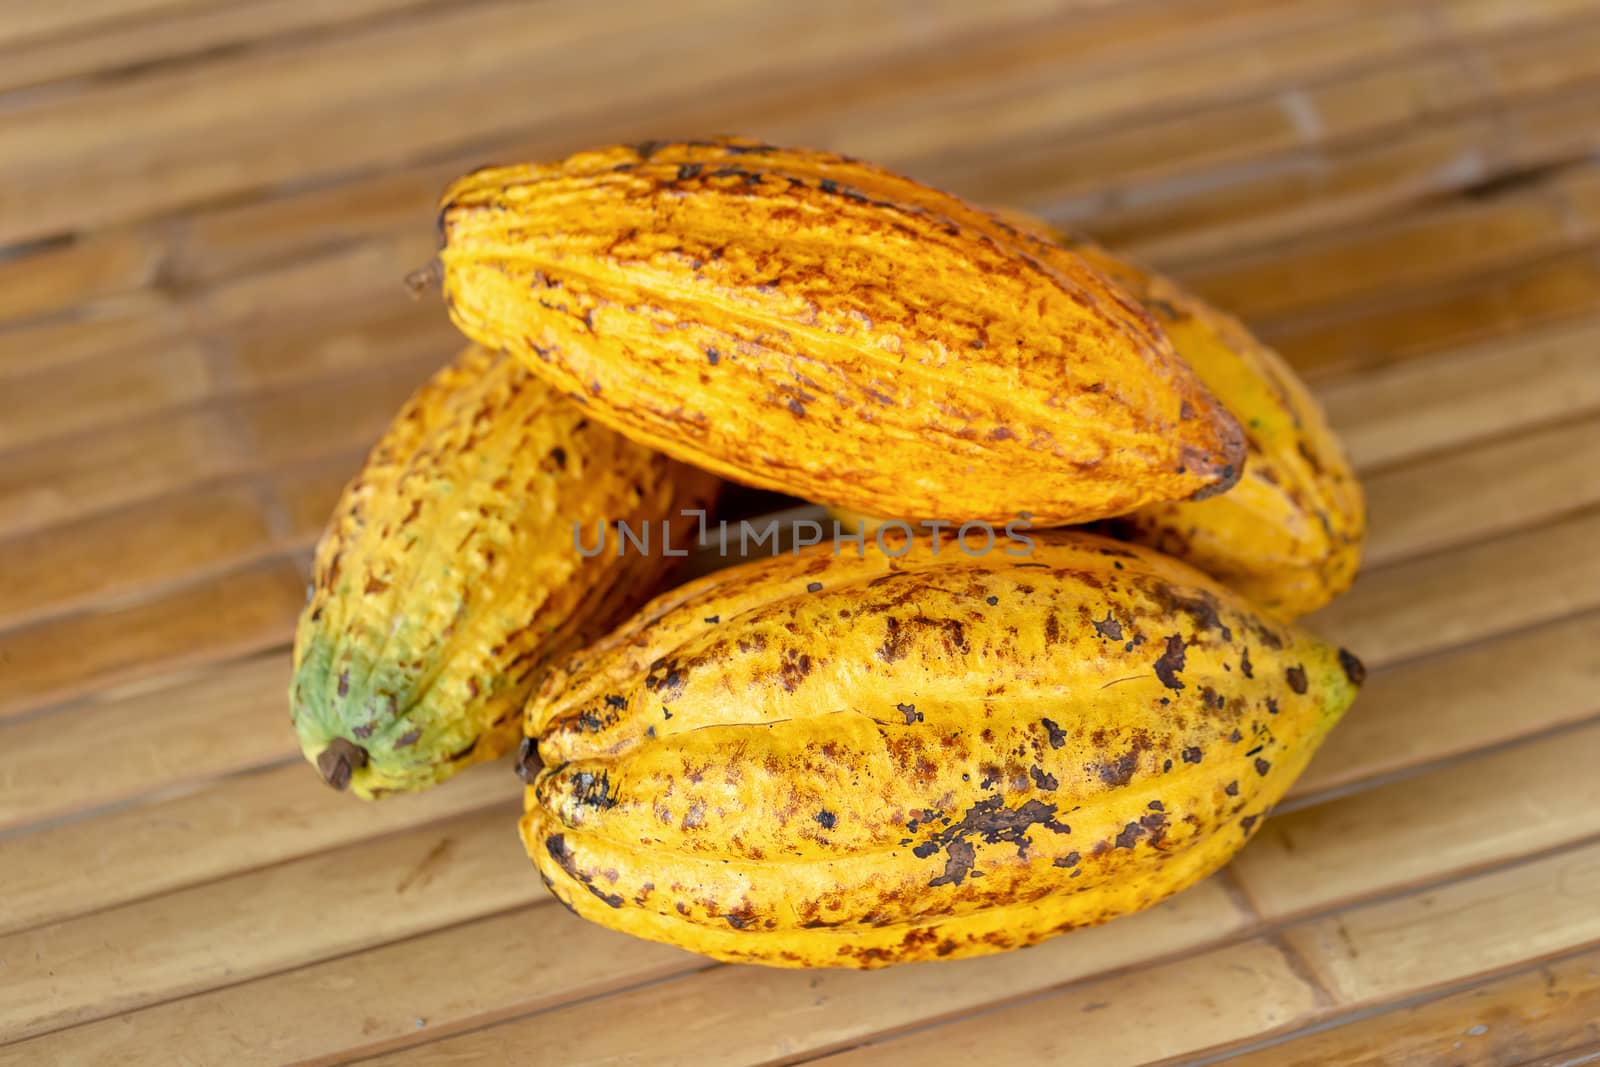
291;139;1366;968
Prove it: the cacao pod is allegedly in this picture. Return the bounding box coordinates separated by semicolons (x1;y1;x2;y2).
437;138;1246;526
520;531;1362;967
290;345;717;798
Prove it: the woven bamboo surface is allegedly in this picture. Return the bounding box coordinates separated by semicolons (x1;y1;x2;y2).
3;1;1600;1064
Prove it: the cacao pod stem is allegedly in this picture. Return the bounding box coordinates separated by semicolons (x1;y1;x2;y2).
515;736;543;783
317;738;369;791
404;258;442;298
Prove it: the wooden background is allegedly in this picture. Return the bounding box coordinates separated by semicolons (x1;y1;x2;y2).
3;0;1600;1063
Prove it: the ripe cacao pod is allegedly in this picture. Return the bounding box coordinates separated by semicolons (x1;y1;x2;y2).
437;138;1246;526
520;531;1363;967
290;345;716;798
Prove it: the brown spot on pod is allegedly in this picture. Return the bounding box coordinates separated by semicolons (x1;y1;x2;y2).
1286;665;1308;694
1040;718;1068;749
1153;634;1186;690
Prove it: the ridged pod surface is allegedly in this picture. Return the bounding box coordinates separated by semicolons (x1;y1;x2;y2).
291;345;717;798
521;531;1363;967
438;138;1245;526
998;211;1365;618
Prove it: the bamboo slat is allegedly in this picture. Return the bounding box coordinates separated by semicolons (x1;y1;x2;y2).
0;558;306;721
1307;510;1600;667
1238;722;1600;919
1221;946;1600;1067
0;0;450;94
1289;610;1600;802
806;841;1600;1064
0;800;533;1041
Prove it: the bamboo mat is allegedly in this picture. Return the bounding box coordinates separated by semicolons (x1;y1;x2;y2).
3;1;1600;1063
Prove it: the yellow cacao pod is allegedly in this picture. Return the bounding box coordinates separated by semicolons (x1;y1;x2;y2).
438;138;1246;527
290;345;717;798
521;531;1363;967
997;212;1365;618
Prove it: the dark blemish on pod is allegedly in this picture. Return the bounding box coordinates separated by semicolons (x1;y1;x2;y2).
1163;758;1173;772
878;617;912;663
1153;634;1187;690
1224;780;1239;797
1255;758;1272;776
1240;647;1254;679
1228;729;1243;743
919;796;1071;887
1095;748;1140;787
1240;814;1261;834
1041;718;1067;749
549;447;567;470
807;581;823;593
1045;615;1061;645
1286;665;1308;694
316;738;367;791
705;347;720;365
1245;745;1263;757
1182;746;1203;764
677;162;703;180
352;723;374;739
1054;851;1081;869
986;595;999;606
546;834;623;908
1029;766;1058;790
337;670;350;697
396;729;421;748
704;615;720;624
815;810;837;829
897;702;922;724
1147;800;1164;811
1114;822;1144;849
604;694;626;709
1171;592;1232;642
1339;647;1367;686
1093;612;1123;640
1266;697;1279;715
725;914;752;930
571;770;617;809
